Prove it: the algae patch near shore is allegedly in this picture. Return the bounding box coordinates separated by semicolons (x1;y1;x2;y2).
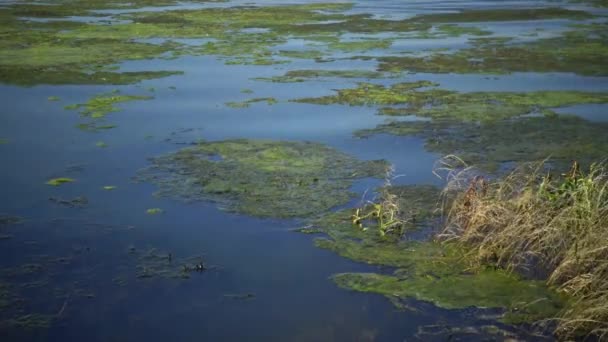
304;205;565;325
139;140;388;218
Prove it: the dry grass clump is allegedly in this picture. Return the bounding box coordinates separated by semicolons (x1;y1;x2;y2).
437;156;608;340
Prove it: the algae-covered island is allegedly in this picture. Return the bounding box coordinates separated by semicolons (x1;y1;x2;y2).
1;0;607;340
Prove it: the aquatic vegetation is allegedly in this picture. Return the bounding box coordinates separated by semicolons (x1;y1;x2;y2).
49;196;88;208
225;97;278;109
47;96;60;102
1;1;595;88
253;69;393;83
65;92;152;119
295;81;608;122
95;141;108;148
278;50;325;59
356;116;608;172
45;178;74;186
139;139;388;218
304;205;564;323
441;161;608;338
103;186;117;191
0;139;8;145
146;208;163;215
240;89;254;94
76;123;118;132
327;39;394;52
130;247;209;280
378;23;608;76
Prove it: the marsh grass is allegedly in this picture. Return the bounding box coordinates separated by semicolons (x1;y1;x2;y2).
437;156;608;339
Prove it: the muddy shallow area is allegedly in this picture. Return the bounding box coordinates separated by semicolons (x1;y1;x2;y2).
1;0;607;340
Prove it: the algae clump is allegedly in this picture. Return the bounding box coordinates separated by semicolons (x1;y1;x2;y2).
146;208;164;215
45;178;74;186
139;139;388;218
294;81;608;122
65;92;152;119
304;205;564;324
356;116;608;172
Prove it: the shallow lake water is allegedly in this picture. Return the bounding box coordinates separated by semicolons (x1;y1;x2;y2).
1;0;607;341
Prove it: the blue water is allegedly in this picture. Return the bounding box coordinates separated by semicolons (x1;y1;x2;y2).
1;0;607;341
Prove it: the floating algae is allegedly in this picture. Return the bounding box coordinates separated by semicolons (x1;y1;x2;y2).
139;139;388;218
225;97;278;109
303;206;565;324
146;208;164;215
377;23;608;76
355;115;608;172
294;82;608;122
45;178;75;186
64;92;152;119
253;69;394;83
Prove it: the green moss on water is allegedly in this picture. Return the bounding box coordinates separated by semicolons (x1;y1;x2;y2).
95;141;108;148
225;97;278;109
65;92;152;119
47;96;60;102
278;50;325;59
254;69;392;83
356;116;608;172
139;139;388;218
45;178;74;186
2;2;594;87
378;23;608;76
295;81;608;122
103;186;117;191
146;208;163;215
303;207;565;323
0;139;8;145
328;38;394;52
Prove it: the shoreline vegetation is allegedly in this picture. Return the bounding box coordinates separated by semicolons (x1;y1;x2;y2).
313;157;608;340
439;158;608;339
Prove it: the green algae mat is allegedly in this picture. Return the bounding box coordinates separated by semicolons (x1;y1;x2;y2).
304;206;566;324
139;139;388;218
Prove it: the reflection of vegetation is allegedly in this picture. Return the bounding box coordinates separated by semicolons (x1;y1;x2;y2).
140;140;387;218
295;81;608;122
441;161;608;338
355;116;608;172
